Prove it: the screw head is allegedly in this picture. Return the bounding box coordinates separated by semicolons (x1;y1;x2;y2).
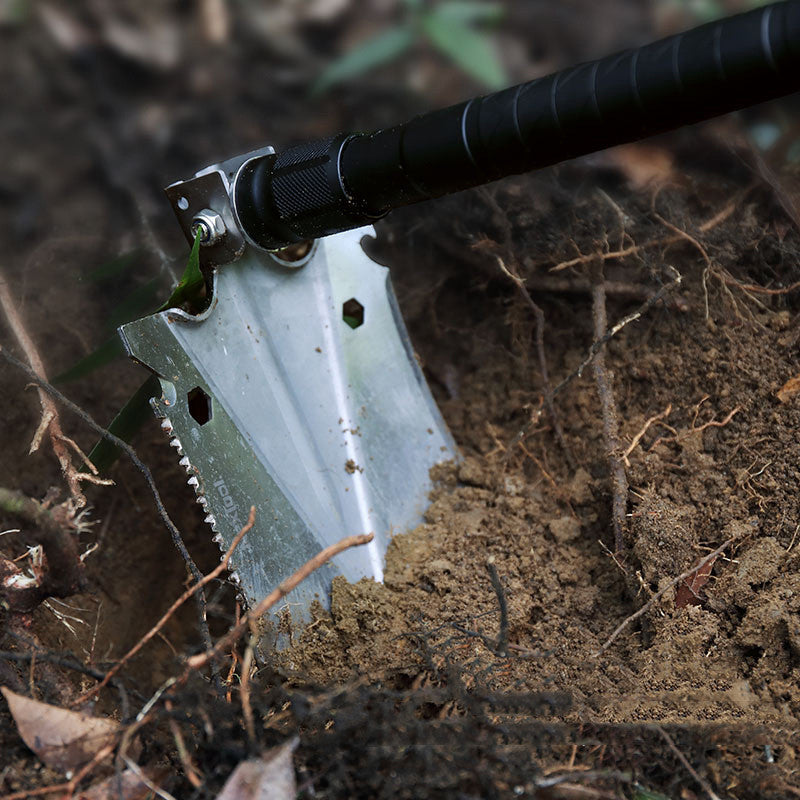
191;209;226;246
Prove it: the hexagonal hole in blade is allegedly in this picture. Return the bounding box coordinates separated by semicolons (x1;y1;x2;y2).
342;298;364;329
187;387;212;425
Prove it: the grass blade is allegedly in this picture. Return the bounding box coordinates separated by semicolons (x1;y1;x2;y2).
312;26;414;95
421;10;507;89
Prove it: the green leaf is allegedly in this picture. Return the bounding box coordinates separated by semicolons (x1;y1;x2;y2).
52;335;126;384
434;1;504;25
87;374;162;474
312;25;414;95
421;10;507;88
157;229;204;311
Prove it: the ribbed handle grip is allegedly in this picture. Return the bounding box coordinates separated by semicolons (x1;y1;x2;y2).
234;1;800;250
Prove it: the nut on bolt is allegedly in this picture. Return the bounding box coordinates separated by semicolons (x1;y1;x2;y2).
191;209;226;246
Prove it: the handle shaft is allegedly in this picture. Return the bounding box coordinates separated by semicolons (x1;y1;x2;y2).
235;1;800;250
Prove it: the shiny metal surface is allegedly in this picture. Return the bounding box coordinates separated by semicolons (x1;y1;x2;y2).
119;227;456;638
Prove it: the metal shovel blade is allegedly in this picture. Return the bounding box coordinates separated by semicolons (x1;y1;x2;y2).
119;227;455;636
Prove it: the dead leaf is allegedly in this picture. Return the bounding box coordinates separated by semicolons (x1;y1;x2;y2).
76;766;169;800
777;374;800;404
2;687;119;773
603;143;675;190
675;555;718;608
216;738;298;800
102;17;181;70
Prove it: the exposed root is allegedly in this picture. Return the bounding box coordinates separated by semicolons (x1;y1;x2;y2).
0;344;216;666
590;263;628;555
0;270;112;508
494;254;573;468
622;404;673;466
0;487;89;614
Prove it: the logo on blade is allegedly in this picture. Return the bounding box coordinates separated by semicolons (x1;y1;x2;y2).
213;478;242;531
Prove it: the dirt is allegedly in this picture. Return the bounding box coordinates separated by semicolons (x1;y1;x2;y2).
277;178;800;733
1;1;800;798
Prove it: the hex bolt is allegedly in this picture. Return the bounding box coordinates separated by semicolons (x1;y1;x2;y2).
191;209;226;246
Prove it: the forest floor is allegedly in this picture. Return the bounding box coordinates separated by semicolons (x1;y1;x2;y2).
1;1;800;798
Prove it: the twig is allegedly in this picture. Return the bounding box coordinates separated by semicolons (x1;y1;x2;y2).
0;345;215;662
653;725;722;800
73;507;255;705
507;267;682;461
486;557;508;657
0;740;116;800
550;267;682;400
594;537;736;656
165;699;203;789
187;532;374;670
590;263;628;554
0;271;111;507
240;633;257;744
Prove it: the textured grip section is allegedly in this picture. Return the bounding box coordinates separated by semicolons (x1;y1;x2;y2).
237;1;800;248
234;133;378;250
271;137;342;220
342;0;800;213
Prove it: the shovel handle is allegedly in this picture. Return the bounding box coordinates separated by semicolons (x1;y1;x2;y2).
234;0;800;250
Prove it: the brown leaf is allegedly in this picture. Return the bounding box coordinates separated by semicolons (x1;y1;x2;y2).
1;687;119;773
76;766;170;800
675;556;718;609
216;738;298;800
602;143;675;190
777;374;800;404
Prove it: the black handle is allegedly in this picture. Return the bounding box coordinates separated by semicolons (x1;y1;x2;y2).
234;0;800;250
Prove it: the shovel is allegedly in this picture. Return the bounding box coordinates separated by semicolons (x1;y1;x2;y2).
119;1;800;637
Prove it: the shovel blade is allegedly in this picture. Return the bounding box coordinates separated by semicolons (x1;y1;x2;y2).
120;227;455;637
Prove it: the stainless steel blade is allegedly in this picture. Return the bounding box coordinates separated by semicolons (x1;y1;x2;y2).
119;227;455;639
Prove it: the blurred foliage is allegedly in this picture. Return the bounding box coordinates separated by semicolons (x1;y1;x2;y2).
84;232;206;471
668;0;772;23
55;232;204;384
313;0;507;95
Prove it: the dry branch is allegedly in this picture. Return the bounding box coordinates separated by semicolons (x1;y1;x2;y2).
653;725;722;800
187;532;374;670
74;507;256;705
594;537;737;656
0;345;215;659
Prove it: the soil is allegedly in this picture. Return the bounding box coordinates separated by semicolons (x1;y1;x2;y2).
1;2;800;798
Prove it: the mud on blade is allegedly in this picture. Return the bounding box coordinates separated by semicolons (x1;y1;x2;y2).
119;227;455;638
